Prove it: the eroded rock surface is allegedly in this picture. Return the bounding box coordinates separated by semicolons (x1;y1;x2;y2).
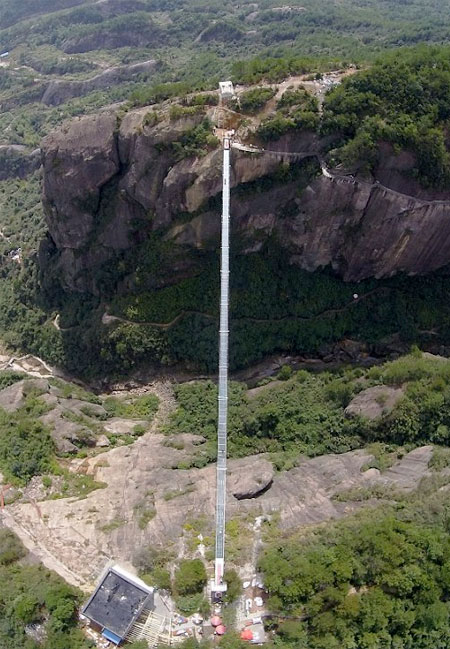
0;379;49;412
1;420;437;589
379;446;433;489
0;377;147;453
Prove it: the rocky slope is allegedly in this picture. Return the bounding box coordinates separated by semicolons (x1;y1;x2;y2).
40;98;450;297
0;145;41;180
0;388;436;590
1;356;448;591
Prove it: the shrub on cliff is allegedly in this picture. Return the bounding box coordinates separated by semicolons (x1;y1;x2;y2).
0;409;55;484
322;45;450;187
238;86;276;113
0;529;26;565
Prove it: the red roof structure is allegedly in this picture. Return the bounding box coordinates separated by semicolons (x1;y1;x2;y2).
216;625;226;635
211;616;222;627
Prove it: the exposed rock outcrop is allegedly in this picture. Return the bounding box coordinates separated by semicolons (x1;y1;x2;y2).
2;426;436;588
0;379;49;412
0;377;130;453
40;102;450;296
345;385;404;420
228;457;274;499
286;175;450;280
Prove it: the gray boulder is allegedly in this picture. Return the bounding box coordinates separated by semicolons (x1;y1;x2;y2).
228;457;274;500
345;385;404;420
0;379;49;412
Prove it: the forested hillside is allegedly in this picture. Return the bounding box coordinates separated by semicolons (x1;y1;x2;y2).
0;528;90;649
1;0;450;146
323;46;450;188
261;497;450;649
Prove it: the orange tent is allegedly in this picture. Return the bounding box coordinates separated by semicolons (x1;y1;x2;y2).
241;629;254;641
211;616;222;627
216;625;226;635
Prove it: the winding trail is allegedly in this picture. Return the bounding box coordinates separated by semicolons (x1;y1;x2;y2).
232;143;450;206
102;286;390;330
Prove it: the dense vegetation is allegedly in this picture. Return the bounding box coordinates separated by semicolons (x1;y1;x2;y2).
323;46;450;186
237;86;276;113
0;386;56;484
0;529;91;649
0;0;449;149
260;493;450;649
165;352;450;467
4;222;450;378
66;240;450;377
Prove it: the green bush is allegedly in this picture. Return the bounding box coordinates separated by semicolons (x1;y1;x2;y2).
174;559;207;595
14;593;40;623
257;114;295;140
170;119;219;160
152;567;172;591
224;568;241;603
186;93;218;106
174;592;204;615
278;365;293;381
0;371;26;390
238;87;276;113
277;87;310;108
143;111;159;127
0;410;55;484
169;104;203;121
104;393;159;420
0;529;26;565
429;446;450;471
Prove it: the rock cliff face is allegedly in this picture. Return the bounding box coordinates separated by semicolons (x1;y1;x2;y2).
40;103;450;296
